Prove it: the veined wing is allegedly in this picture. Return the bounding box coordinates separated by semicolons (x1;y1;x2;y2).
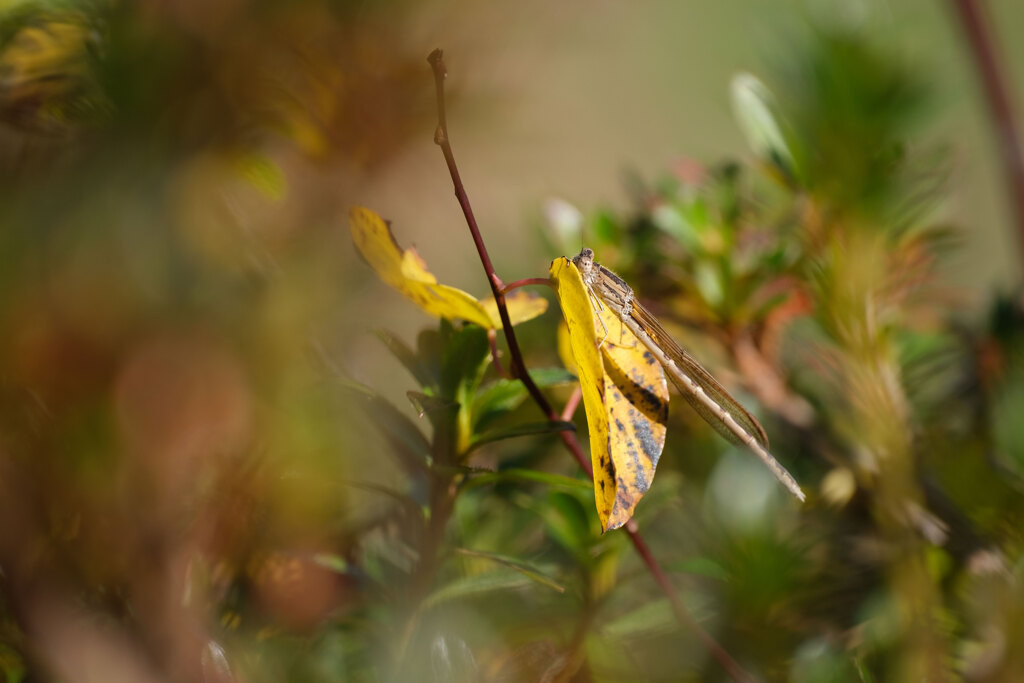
627;299;770;450
625;300;804;501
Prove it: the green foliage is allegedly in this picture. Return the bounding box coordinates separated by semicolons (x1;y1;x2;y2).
1;2;1023;682
543;23;1024;683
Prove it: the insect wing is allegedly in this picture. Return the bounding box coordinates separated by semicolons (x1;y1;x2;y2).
628;300;770;449
596;304;669;529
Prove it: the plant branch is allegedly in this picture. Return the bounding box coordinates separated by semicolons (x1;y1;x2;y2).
950;0;1024;268
560;385;583;422
427;48;752;683
428;50;549;401
625;521;757;683
501;277;553;293
427;49;591;478
486;329;511;379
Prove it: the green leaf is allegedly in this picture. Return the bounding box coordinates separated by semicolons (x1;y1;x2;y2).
335;378;430;478
439;324;490;401
406;390;458;418
416;328;444;372
311;553;351;574
472;367;575;430
694;261;724;309
454;548;564;593
530;367;578;386
542;491;595;558
338;479;426;522
421;571;533;610
730;72;798;184
591;210;620;244
601;598;678;639
991;380;1024;479
375;328;436;389
651;203;699;250
464;420;575;456
684;197;710;238
712;162;743;227
471;379;527;431
461;468;591;492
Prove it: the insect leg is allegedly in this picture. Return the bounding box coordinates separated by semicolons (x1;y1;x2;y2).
585;287;610;348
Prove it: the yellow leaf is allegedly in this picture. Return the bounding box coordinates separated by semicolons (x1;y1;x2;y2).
550;256;616;529
550;257;668;531
479;290;549;328
556;321;576;376
399;248;436;282
350;207;494;328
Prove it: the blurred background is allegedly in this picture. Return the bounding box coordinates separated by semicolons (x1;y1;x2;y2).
1;0;1024;681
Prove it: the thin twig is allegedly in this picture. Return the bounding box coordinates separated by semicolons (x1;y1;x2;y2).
486;329;511;379
427;50;591;478
625;521;757;683
427;48;754;683
949;0;1024;268
428;50;545;392
560;385;583;423
501;277;553;294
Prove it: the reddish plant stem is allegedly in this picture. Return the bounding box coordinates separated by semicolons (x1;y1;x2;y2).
501;277;553;293
560;385;583;423
558;428;592;477
486;329;511;379
950;0;1024;268
625;520;757;683
427;50;592;480
428;51;546;396
427;48;752;683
